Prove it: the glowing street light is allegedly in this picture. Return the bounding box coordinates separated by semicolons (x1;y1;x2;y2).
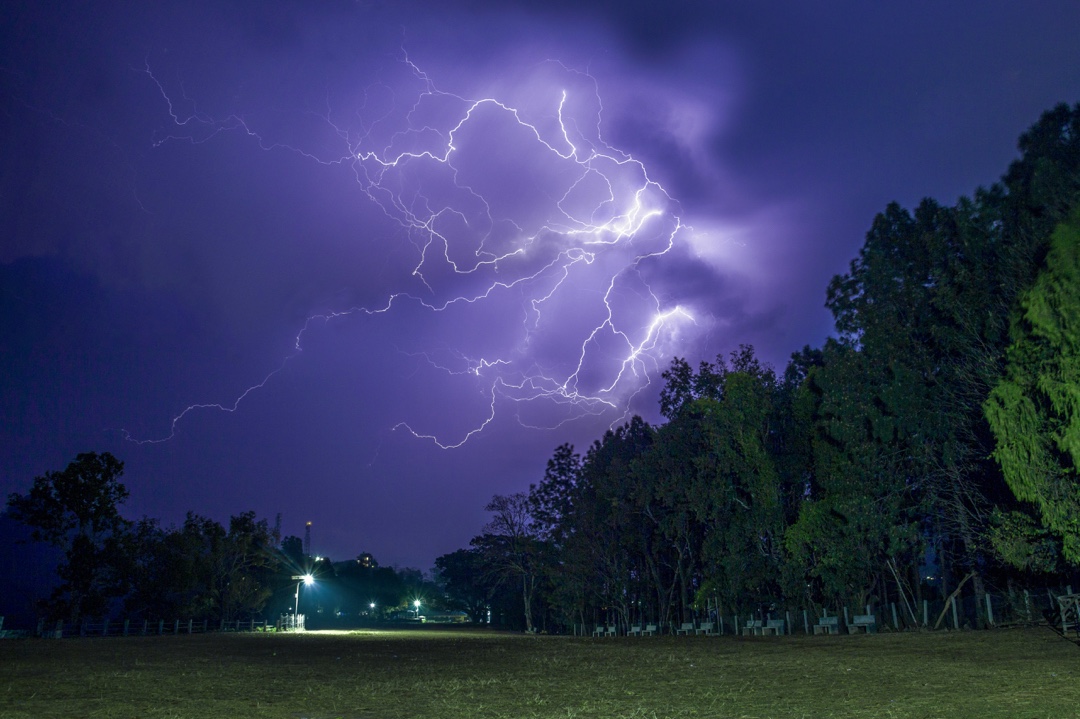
291;574;314;616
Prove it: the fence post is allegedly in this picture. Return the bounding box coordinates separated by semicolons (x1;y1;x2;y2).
187;619;193;634
173;619;179;635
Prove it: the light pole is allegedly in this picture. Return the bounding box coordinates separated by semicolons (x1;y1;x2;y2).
292;574;314;616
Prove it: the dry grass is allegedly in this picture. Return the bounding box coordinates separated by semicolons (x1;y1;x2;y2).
1;626;1077;718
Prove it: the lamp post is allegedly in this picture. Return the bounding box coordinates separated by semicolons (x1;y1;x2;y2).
291;574;314;616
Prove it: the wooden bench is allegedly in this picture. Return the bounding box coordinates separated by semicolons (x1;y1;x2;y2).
605;625;618;637
642;623;658;636
813;616;840;635
741;619;764;636
628;624;643;636
848;614;877;634
762;618;785;636
673;617;699;634
695;621;715;636
592;625;605;637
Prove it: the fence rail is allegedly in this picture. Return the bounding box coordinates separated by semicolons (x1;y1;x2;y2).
579;585;1078;637
26;617;273;639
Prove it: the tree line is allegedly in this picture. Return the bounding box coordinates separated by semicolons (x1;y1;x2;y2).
4;452;438;625
438;102;1080;632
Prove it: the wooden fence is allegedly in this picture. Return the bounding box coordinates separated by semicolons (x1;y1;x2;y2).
579;585;1077;637
32;617;271;639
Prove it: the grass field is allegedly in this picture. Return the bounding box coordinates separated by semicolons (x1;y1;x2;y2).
1;626;1077;719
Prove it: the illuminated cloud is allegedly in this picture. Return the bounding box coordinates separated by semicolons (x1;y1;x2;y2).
130;55;712;448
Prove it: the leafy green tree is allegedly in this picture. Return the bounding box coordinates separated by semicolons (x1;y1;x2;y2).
819;100;1080;612
474;492;543;632
568;418;654;630
123;517;187;619
666;348;787;612
435;548;494;622
6;452;131;623
210;511;280;621
335;560;406;617
986;208;1080;562
783;341;922;612
529;443;580;543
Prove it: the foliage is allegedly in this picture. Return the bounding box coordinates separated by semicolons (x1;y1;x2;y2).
446;102;1080;628
124;511;282;621
435;548;494;622
986;208;1080;561
6;452;131;622
473;492;544;632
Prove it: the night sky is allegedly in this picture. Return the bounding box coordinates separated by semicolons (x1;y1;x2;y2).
3;1;1079;570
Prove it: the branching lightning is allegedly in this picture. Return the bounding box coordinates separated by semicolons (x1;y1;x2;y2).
123;55;699;448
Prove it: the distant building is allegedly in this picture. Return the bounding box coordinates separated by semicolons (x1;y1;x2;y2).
356;552;377;569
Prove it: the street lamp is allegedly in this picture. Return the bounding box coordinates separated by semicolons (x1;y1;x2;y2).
291;574;314;616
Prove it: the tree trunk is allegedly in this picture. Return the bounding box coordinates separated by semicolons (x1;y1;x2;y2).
522;573;534;633
934;570;976;629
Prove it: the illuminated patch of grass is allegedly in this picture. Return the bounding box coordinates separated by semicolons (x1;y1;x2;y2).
0;627;1076;718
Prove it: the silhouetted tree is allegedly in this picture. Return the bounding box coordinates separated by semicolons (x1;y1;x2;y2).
7;452;131;623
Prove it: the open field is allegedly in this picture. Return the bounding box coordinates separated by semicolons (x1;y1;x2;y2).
1;627;1077;719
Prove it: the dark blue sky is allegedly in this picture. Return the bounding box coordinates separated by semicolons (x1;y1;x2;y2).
3;0;1079;569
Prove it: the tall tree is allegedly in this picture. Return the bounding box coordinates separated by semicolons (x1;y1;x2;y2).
435;548;495;622
986;208;1080;562
568;418;654;630
474;492;542;632
6;452;131;623
784;342;920;611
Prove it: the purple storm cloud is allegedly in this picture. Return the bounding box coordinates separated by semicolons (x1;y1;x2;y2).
132;55;702;449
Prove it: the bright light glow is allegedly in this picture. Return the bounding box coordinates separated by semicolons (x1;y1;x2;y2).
125;56;710;449
414;599;421;608
303;574;315;585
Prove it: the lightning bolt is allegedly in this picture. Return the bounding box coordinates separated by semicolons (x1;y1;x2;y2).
123;54;699;448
